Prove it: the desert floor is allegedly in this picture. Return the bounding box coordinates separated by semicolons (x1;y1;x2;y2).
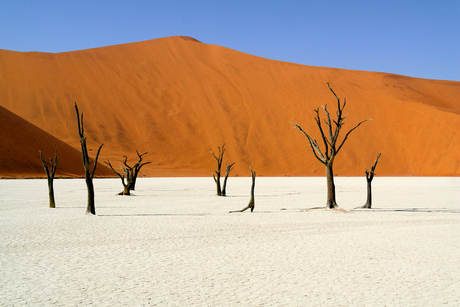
1;177;459;306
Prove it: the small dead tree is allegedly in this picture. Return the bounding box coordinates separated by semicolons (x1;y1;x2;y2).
75;102;103;215
105;159;132;195
230;166;256;213
39;147;59;208
123;150;151;191
292;83;370;209
221;162;235;196
210;144;235;196
356;153;381;209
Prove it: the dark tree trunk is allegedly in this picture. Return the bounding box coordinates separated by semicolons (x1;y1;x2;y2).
221;176;228;196
118;185;130;196
48;180;56;208
362;178;372;208
85;173;96;215
230;167;256;213
214;174;222;196
39;149;59;208
325;163;338;209
131;151;151;190
248;169;256;212
130;168;137;190
124;166;134;191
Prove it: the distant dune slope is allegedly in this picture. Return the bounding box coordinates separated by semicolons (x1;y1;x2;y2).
1;36;459;177
0;105;113;178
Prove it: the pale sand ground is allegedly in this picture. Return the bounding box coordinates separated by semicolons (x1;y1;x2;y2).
1;177;459;306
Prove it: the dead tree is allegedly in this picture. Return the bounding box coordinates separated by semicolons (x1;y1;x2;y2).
292;83;370;209
221;162;235;196
230;166;256;213
211;144;235;196
356;153;381;209
39;147;59;208
75;102;103;215
123;150;151;191
105;159;132;195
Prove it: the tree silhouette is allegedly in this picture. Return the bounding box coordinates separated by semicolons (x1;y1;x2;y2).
292;83;370;209
39;147;59;208
356;153;381;209
74;102;103;215
210;144;234;196
230;166;256;213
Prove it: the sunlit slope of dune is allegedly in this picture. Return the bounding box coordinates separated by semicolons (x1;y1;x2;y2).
1;36;459;177
0;106;114;178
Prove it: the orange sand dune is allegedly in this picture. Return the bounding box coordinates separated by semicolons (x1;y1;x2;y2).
0;105;113;178
1;36;459;177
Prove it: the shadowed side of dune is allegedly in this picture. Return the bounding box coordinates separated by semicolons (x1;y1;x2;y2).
0;105;114;178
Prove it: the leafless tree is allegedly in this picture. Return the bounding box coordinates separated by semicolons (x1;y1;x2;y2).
75;102;103;215
39;147;59;208
210;144;235;196
230;166;256;213
105;159;132;195
292;83;370;209
356;153;381;209
123;150;151;191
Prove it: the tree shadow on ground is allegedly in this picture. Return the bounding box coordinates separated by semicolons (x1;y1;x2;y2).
351;208;460;214
98;213;209;217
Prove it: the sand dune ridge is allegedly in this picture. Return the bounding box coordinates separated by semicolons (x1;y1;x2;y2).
0;36;459;177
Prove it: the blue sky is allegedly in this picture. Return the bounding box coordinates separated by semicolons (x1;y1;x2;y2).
1;0;459;81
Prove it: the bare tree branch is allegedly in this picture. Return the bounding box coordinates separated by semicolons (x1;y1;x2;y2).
105;159;124;180
90;144;104;178
336;119;371;154
291;122;326;164
105;159;131;195
366;152;381;181
315;108;330;158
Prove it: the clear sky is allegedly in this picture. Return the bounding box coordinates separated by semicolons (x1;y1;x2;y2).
1;0;459;81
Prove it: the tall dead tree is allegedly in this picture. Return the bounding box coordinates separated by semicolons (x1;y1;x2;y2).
356;153;381;209
75;102;103;215
230;166;256;213
210;144;235;196
123;150;151;191
292;83;370;209
39;147;59;208
105;159;132;195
